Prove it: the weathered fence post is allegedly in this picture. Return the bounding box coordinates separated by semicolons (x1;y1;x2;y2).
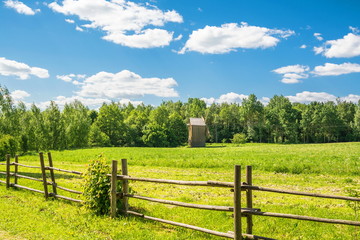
6;154;11;189
234;165;243;240
14;155;18;185
110;160;118;218
47;152;57;197
121;158;129;215
39;152;49;199
246;166;253;235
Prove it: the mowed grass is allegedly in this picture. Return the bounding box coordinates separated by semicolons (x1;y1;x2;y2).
0;142;359;240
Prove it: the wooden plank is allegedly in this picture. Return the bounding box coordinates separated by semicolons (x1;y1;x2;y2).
11;184;44;194
242;209;360;227
6;154;10;189
242;185;360;202
246;166;253;234
12;173;43;182
56;185;82;195
121;159;129;214
125;194;233;212
234;165;242;240
127;210;234;239
112;175;234;188
39;152;49;199
110;160;118;218
51;194;83;203
45;166;82;175
12;163;41;169
0;180;6;184
47;152;57;196
14;155;18;185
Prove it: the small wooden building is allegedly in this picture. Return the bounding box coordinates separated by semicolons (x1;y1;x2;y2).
188;118;207;147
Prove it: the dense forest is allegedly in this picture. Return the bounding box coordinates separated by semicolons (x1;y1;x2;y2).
0;85;360;155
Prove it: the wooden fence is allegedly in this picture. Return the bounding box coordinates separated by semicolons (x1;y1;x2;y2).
110;159;360;240
0;153;82;203
1;155;360;239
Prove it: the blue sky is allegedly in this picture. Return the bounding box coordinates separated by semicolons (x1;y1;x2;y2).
0;0;360;109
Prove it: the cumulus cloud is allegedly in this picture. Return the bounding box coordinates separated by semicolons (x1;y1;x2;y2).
314;31;360;58
48;0;183;48
0;57;49;79
37;96;111;110
300;44;307;49
202;93;271;106
37;95;143;110
179;22;295;54
76;70;178;99
56;73;86;84
75;26;84;32
201;92;248;105
10;90;30;100
286;91;337;103
65;18;74;24
314;33;323;41
312;62;360;76
4;0;39;15
272;64;309;84
286;91;360;104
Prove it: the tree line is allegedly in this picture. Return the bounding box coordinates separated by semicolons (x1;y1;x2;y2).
0;85;360;155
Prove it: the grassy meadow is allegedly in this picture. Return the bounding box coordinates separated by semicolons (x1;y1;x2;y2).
0;142;359;240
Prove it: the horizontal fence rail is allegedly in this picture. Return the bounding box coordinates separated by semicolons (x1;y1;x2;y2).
242;185;360;202
0;153;83;203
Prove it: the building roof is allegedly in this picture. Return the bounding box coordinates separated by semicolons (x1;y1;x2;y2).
189;118;206;126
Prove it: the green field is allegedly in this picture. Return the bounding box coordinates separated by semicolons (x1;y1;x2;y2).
0;143;359;240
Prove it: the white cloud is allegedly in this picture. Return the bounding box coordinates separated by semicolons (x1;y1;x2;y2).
37;95;143;110
48;0;183;48
312;62;360;76
76;70;178;99
65;18;74;24
314;32;360;58
56;73;86;84
341;94;360;103
75;25;84;32
286;91;360;104
4;0;38;15
314;33;323;41
201;92;248;105
10;90;30;100
37;96;112;110
300;44;307;49
286;91;337;103
272;64;309;84
179;22;295;54
0;57;49;79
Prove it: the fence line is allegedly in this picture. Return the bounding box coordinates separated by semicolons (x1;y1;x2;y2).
1;155;359;239
110;159;360;240
0;153;83;203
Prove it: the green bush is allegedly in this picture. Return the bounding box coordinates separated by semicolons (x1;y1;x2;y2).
0;135;18;160
231;133;247;144
82;156;122;215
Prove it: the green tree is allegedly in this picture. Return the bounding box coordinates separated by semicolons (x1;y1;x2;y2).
265;95;300;143
62;100;91;148
95;103;127;146
43;101;65;150
241;94;265;142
